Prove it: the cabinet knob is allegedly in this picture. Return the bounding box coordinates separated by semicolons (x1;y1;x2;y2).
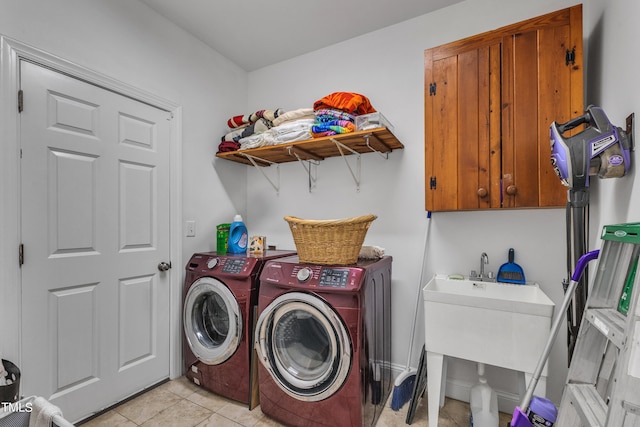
477;188;488;198
506;185;517;196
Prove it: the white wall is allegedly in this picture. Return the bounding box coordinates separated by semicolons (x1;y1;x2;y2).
244;0;634;409
0;0;247;360
585;0;640;230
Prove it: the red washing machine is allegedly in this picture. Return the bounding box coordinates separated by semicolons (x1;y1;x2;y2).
182;250;295;406
254;255;392;427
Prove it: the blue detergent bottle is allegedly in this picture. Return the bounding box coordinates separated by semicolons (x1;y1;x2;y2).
227;214;248;254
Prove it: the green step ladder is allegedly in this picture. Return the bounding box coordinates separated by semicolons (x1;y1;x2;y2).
557;222;640;426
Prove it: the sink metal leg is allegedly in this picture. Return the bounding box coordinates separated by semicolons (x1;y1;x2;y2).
427;351;447;426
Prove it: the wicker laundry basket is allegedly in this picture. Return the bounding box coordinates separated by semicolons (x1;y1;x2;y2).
284;214;376;265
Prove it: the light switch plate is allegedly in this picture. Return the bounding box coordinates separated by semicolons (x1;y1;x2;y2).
186;220;196;237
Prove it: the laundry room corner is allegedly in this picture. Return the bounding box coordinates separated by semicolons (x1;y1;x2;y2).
3;0;640;424
242;0;587;412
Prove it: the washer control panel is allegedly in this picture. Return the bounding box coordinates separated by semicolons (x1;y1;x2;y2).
188;251;296;279
220;258;246;274
188;253;253;277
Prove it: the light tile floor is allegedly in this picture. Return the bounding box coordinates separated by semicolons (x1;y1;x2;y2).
79;376;512;426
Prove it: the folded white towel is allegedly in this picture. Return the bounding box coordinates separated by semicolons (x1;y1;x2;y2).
29;396;62;427
358;245;385;259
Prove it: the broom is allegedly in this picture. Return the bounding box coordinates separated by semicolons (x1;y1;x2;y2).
390;211;431;411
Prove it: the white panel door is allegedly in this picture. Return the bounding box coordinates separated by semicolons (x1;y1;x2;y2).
19;60;171;422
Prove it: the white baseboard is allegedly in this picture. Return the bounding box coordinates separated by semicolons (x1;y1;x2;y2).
445;377;520;414
390;364;521;415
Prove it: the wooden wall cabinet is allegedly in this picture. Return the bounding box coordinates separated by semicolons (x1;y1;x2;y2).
424;5;583;211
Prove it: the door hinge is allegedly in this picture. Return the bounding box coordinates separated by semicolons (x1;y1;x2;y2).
18;90;23;113
565;47;576;66
429;82;437;96
19;243;24;267
430;176;437;189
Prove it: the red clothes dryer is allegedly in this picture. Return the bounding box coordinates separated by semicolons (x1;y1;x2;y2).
254;255;392;427
182;250;295;406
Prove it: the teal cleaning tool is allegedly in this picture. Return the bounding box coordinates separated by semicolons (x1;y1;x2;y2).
497;248;526;284
390;211;431;411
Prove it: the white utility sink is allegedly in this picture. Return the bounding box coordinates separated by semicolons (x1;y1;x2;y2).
423;274;555;426
424;274;554;317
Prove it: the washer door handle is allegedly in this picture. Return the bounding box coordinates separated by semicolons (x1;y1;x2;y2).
158;261;172;271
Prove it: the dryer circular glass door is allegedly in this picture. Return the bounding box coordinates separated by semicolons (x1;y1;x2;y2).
184;277;242;365
255;292;351;401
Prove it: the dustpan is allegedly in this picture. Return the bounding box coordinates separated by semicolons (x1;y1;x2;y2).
497;248;526;284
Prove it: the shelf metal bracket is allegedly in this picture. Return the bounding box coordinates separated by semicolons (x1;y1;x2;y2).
330;138;361;192
237;152;280;194
287;146;318;192
363;134;390;159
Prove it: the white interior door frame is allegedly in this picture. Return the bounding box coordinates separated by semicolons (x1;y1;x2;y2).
0;35;183;379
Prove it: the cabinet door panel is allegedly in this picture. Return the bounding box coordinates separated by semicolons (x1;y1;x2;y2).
426;46;500;211
508;30;540;208
426;55;459;211
458;49;483;210
488;44;502;208
537;23;575;206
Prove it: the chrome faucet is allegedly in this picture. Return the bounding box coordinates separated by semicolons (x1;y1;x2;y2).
479;252;489;280
470;252;493;281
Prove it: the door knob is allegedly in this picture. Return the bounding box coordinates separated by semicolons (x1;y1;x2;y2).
158;261;172;272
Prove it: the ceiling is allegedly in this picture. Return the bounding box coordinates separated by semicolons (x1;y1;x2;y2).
138;0;463;71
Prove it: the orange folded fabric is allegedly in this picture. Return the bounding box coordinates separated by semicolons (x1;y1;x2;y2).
313;92;376;115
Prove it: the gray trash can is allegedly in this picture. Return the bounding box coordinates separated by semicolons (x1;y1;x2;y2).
0;360;20;403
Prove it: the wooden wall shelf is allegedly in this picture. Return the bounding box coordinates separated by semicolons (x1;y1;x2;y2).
215;127;403;166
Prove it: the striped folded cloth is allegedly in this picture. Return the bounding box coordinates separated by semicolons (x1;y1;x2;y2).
311;120;355;138
314;108;355;123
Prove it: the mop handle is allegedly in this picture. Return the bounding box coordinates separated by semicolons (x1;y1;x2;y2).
405;212;432;367
519;249;600;411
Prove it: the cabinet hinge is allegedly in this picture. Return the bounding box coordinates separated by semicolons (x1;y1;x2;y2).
429;82;437;96
430;176;437;189
18;90;23;113
565;47;576;66
19;243;24;267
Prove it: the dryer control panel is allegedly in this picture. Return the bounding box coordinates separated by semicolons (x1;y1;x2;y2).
318;268;351;288
261;261;366;292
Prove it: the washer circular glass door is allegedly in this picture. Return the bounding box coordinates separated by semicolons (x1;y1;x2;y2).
184;277;242;365
255;292;351;401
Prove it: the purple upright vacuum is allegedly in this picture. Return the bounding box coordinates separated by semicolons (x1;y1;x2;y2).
509;250;600;427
